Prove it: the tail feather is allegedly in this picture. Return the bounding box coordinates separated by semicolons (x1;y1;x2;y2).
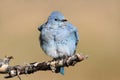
60;67;64;75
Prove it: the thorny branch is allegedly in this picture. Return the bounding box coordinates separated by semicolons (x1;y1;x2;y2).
3;53;88;79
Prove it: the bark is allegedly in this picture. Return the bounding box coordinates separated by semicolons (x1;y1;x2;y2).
4;53;88;79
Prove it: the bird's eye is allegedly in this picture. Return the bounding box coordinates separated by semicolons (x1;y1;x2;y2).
55;19;58;21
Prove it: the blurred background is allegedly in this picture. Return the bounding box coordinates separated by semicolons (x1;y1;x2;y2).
0;0;120;80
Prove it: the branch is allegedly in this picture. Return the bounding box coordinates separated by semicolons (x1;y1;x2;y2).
4;53;88;79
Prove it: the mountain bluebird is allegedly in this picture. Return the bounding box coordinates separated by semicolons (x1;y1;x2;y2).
0;56;13;73
38;11;79;75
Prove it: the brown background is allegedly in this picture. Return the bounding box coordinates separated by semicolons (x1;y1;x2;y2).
0;0;120;80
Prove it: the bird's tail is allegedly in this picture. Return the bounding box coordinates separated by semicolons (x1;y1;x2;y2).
60;67;64;75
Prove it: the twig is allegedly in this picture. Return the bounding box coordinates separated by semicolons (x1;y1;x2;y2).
4;53;88;79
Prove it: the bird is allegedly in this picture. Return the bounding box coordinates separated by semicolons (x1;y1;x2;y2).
0;56;13;73
38;11;79;75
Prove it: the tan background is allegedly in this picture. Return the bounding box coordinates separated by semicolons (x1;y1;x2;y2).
0;0;120;80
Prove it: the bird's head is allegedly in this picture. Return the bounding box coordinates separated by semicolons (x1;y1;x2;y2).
47;11;67;28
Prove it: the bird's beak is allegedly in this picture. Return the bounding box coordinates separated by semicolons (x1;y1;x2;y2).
61;19;67;22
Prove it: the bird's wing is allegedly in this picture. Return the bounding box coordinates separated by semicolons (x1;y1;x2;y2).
38;22;47;32
38;24;44;32
73;28;79;46
38;22;48;46
67;22;80;43
65;23;80;55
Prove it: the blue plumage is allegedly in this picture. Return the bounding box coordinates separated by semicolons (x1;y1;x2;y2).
38;11;79;75
60;67;64;75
